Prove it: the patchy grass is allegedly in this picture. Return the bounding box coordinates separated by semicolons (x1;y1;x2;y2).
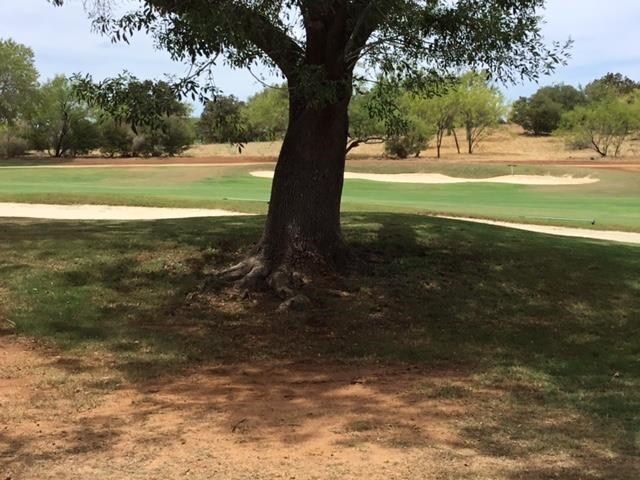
0;213;638;479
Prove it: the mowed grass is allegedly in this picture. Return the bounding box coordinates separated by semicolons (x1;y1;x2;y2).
0;214;639;476
1;162;639;231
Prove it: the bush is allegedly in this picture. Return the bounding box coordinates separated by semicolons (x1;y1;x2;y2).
564;135;591;150
557;99;640;157
131;134;157;157
0;132;29;158
66;117;102;156
161;117;195;156
129;117;194;157
385;133;428;159
99;118;134;157
511;85;586;135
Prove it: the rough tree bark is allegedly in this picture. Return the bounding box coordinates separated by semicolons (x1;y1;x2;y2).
223;7;358;293
225;89;352;292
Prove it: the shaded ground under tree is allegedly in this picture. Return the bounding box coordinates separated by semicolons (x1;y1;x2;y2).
1;214;638;479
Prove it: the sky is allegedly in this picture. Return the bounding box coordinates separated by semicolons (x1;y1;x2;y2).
2;0;640;111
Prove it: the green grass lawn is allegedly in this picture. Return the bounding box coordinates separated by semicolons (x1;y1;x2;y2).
0;163;639;231
1;214;638;476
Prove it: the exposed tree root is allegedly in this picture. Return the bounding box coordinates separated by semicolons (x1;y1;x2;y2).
215;239;345;300
219;254;301;299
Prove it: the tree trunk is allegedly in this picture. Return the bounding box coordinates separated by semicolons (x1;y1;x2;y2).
436;128;444;158
452;128;461;154
223;87;351;292
466;123;473;154
220;6;357;293
263;92;349;264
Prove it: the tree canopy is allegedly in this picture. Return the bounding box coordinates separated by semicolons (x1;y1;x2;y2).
52;0;568;100
511;84;585;135
0;38;39;126
51;0;570;289
585;73;640;102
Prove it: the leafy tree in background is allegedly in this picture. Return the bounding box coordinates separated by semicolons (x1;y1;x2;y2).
457;72;506;154
347;90;384;143
0;38;39;126
72;73;195;157
384;92;436;158
510;84;584;135
242;87;289;141
28;75;101;157
72;73;187;133
509;96;529;129
53;0;569;289
0;38;39;158
199;95;247;145
585;73;640;102
557;96;640;157
419;80;461;158
98;117;134;157
156;116;196;156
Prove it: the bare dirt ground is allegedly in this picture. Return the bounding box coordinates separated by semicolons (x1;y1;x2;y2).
0;335;614;480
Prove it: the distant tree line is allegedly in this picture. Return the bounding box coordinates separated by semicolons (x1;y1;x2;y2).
199;72;507;159
198;86;289;146
511;73;640;157
3;37;640;160
1;38;194;159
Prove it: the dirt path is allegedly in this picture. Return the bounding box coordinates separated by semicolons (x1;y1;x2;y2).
438;215;640;245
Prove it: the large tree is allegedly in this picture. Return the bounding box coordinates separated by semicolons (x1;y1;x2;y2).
52;0;568;291
511;84;586;135
0;38;39;158
243;86;290;141
0;38;39;126
28;75;101;158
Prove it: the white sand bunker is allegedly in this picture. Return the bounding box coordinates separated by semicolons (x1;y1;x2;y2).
0;203;251;220
438;216;640;245
250;171;599;185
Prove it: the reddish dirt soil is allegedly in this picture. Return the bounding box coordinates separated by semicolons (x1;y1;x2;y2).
0;334;559;480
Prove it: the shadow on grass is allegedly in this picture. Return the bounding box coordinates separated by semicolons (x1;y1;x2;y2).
1;213;639;478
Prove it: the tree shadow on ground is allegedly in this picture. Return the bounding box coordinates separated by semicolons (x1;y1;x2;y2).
1;214;638;479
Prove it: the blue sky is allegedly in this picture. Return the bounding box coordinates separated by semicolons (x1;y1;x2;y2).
2;0;640;110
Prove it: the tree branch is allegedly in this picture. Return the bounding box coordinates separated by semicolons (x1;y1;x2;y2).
344;0;384;68
149;1;305;78
346;135;384;153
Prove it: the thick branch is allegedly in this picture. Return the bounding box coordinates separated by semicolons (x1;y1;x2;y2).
344;0;384;67
154;1;305;78
346;135;384;153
